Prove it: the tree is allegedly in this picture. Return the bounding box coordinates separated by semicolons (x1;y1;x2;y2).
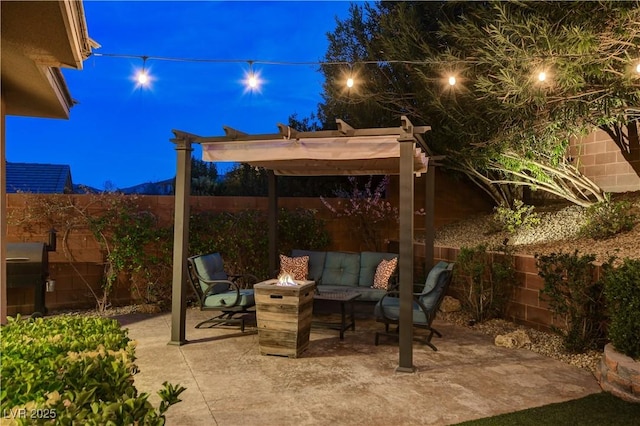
190;156;219;195
315;1;640;206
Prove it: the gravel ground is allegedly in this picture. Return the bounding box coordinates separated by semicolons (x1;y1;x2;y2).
434;193;640;264
437;311;602;373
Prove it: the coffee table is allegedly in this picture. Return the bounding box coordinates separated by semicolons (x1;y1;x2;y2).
312;291;361;340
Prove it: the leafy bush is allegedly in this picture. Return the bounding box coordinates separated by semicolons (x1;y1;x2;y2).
189;208;330;280
580;194;637;240
0;315;185;424
277;208;331;256
454;244;516;322
536;251;613;353
602;258;640;359
491;199;540;234
88;198;174;310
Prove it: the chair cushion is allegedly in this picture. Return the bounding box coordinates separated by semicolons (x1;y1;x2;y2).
203;289;255;308
192;253;228;293
322;252;360;286
291;250;326;283
279;254;309;280
374;297;428;323
422;261;449;294
359;252;398;287
371;257;398;290
420;268;452;309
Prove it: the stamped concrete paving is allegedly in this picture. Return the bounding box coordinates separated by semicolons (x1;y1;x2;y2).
116;310;601;426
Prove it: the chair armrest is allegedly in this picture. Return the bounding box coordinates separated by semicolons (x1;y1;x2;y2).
191;268;242;305
228;273;259;288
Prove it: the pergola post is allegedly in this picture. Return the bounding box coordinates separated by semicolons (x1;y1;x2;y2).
424;165;435;272
397;134;415;373
169;135;193;346
268;170;278;276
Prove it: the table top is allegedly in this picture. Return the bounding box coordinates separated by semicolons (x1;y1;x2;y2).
313;291;361;302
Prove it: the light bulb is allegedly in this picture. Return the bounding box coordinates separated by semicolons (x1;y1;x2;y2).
448;76;456;86
538;71;547;82
636;63;640;73
346;77;354;88
137;71;149;85
248;75;258;88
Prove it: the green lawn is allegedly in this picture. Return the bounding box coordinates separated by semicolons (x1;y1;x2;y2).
456;392;640;426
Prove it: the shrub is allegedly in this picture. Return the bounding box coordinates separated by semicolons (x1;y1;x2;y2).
602;258;640;359
536;251;613;353
580;194;637;240
454;244;516;322
0;315;185;424
189;208;330;280
491;199;540;234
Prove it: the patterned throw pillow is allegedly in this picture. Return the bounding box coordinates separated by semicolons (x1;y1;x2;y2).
279;254;309;281
371;257;398;290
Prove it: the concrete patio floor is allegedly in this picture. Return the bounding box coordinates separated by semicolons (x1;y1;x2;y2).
115;309;602;426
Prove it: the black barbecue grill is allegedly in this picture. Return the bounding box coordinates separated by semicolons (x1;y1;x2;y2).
6;229;56;316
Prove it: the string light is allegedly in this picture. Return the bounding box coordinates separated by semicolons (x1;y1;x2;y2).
243;61;262;93
134;56;152;89
94;52;638;92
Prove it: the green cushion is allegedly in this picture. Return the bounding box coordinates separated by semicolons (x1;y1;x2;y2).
291;249;326;283
420;268;452;309
192;253;228;293
374;297;428;323
322;252;360;286
203;289;255;308
358;251;398;287
422;261;449;294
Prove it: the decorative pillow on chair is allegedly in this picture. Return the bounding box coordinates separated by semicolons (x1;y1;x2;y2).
279;254;309;280
371;257;398;290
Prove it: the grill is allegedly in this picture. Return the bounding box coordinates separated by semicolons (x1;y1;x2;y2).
6;230;56;316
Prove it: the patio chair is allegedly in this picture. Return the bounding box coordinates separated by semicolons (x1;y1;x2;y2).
374;261;454;351
187;252;258;331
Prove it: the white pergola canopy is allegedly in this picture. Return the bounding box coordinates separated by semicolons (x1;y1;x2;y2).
177;117;430;176
169;116;434;373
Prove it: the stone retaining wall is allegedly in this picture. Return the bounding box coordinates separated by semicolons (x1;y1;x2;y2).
596;344;640;403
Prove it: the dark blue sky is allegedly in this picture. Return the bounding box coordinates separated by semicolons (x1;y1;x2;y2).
6;1;359;190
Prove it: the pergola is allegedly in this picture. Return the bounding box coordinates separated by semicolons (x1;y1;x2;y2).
169;116;435;372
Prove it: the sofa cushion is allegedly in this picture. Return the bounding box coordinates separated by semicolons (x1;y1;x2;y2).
291;249;326;283
322;252;360;286
358;252;398;287
279;254;309;280
372;257;398;290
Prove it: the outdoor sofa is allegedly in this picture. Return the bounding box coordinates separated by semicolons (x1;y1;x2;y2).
285;249;399;302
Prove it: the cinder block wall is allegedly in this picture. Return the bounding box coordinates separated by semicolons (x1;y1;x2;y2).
570;128;640;193
429;245;606;331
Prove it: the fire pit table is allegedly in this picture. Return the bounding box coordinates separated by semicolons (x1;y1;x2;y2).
254;279;316;358
312;291;361;340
